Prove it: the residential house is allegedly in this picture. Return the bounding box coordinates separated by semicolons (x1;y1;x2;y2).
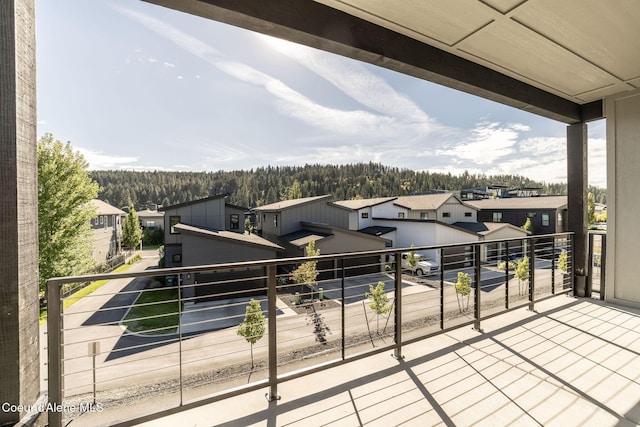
452;221;531;262
137;208;164;230
253;195;388;277
90;199;124;265
254;195;350;239
159;194;283;299
279;221;389;278
337;194;527;264
159;194;274;268
467;196;568;235
393;193;477;224
333;197;398;231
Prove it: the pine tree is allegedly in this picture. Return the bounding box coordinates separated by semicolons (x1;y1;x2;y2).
122;203;142;249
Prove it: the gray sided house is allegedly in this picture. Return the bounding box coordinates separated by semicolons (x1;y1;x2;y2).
466;196;568;235
253;196;387;278
253;195;350;239
173;223;283;300
159;194;250;268
279;221;389;278
90;199;124;265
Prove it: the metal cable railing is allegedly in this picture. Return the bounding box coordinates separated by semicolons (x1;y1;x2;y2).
46;233;575;427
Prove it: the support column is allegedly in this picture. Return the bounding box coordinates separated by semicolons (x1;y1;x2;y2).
567;123;589;297
0;1;41;425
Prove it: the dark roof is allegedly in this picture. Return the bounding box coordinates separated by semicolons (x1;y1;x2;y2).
359;226;396;237
225;202;249;211
158;194;228;211
173;223;283;250
452;221;529;236
279;229;332;248
451;222;492;233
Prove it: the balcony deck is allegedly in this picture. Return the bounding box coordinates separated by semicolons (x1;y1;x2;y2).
133;296;640;427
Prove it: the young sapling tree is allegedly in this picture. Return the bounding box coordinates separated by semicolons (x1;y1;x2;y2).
365;281;392;335
455;272;472;313
237;298;266;370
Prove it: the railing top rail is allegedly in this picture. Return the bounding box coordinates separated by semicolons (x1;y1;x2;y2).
46;232;574;288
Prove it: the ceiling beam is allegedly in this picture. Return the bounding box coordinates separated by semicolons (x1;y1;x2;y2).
144;0;604;124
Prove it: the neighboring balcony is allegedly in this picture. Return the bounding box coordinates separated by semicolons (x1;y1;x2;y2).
45;232;632;427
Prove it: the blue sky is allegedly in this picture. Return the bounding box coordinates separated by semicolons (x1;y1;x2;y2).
36;0;607;188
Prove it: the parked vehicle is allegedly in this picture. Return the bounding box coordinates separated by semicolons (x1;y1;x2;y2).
391;252;440;276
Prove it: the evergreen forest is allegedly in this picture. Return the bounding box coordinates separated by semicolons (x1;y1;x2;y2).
91;162;607;210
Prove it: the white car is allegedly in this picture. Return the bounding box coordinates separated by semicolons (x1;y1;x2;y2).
391;252;440;276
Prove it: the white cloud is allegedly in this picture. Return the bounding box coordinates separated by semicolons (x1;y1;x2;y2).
76;147;139;170
114;5;220;60
259;35;435;126
163;62;175;68
437;122;521;164
216;61;410;138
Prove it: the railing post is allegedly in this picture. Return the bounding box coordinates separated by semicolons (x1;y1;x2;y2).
266;264;280;401
473;244;482;331
551;238;556;294
47;280;63;427
600;234;607;301
393;252;403;360
504;242;510;309
177;274;183;405
341;258;346;360
588;233;594;297
528;238;535;311
440;249;445;330
571;233;576;294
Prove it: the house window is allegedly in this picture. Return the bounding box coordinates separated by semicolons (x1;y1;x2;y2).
230;214;239;230
361;212;369;219
493;212;502;222
170;216;181;234
99;215;104;225
274;214;279;227
398;212;405;219
420;212;428;220
172;254;182;263
443;212;451;218
464;212;472;217
542;213;550;227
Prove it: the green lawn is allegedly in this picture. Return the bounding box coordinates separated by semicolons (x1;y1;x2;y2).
122;288;180;335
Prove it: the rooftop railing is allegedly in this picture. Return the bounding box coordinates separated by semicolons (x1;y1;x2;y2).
46;233;574;427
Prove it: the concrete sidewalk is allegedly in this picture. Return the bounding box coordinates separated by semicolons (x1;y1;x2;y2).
132;296;640;427
40;254;160;392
